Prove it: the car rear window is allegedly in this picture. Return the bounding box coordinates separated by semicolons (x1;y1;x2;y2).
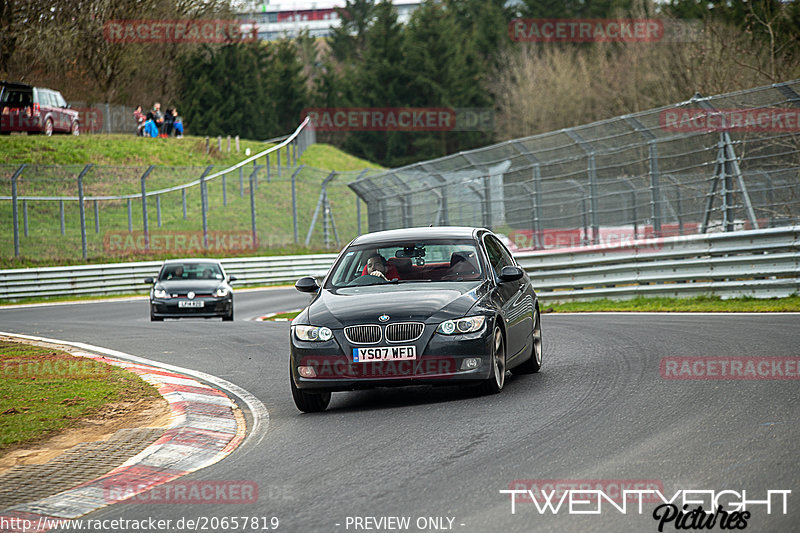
1;88;33;107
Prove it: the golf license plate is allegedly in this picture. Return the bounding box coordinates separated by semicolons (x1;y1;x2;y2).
353;345;416;362
178;300;204;308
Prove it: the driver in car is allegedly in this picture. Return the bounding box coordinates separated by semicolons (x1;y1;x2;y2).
363;254;398;281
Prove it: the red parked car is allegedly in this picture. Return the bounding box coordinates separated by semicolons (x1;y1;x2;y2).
0;81;80;135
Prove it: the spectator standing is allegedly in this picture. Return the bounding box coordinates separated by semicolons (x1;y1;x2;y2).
152;102;165;137
163;107;175;137
133;105;145;136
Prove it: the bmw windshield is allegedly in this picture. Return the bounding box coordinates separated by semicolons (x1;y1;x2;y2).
325;239;483;288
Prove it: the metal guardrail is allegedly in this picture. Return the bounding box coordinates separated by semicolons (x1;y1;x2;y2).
0;254;338;300
517;226;800;301
1;227;797;302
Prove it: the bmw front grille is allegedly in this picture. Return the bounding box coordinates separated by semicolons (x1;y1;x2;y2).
344;323;424;344
386;322;424;343
344;325;382;344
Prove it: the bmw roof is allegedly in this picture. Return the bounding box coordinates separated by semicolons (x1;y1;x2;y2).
350;226;488;246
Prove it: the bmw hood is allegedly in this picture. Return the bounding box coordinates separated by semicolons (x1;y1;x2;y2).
306;284;483;328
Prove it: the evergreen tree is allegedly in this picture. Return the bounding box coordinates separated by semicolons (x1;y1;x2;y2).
269;39;310;133
343;0;412;165
329;0;377;62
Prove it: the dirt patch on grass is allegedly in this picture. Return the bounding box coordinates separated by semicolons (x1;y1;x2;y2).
0;336;172;475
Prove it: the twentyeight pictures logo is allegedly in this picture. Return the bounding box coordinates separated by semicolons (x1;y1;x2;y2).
500;484;791;531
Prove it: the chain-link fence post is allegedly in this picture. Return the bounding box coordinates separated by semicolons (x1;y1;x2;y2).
127;199;132;232
199;165;213;250
648;141;662;236
249;166;261;249
140;165;155;252
291;165;305;244
222;172;227;206
182;188;187;219
11;164;25;257
60;199;66;235
77;164;93;260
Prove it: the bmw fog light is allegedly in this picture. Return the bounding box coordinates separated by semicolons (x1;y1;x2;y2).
460;358;481;370
298;366;317;378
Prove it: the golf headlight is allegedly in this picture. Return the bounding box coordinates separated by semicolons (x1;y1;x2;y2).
294;325;333;342
214;287;229;297
153;288;169;299
437;315;486;335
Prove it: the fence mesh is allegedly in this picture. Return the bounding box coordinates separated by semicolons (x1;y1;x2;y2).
0;123;357;263
348;80;800;250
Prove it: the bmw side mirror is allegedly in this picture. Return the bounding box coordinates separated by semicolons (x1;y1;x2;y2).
295;276;320;293
144;277;154;284
229;275;238;282
498;266;524;282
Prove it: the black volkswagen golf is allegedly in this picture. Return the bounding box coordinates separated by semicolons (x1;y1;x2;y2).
145;259;236;321
289;227;543;412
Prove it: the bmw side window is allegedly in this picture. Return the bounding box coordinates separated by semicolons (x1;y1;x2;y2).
484;236;513;277
491;235;516;267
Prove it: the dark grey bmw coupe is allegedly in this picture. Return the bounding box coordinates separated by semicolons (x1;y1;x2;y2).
289;227;543;412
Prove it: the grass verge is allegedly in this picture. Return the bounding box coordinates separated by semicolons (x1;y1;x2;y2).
542;295;800;313
0;340;160;451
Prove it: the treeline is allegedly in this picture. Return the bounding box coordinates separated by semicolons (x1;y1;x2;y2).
2;0;799;167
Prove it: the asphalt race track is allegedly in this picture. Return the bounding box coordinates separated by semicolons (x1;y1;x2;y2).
1;289;798;533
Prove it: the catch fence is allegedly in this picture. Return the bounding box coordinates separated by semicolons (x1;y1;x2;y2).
348;80;800;250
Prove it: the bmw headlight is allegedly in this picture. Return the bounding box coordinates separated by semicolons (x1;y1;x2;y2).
294;325;333;342
436;315;486;335
153;287;169;299
214;287;230;297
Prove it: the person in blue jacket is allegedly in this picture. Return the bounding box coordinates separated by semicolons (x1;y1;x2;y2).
143;112;159;138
